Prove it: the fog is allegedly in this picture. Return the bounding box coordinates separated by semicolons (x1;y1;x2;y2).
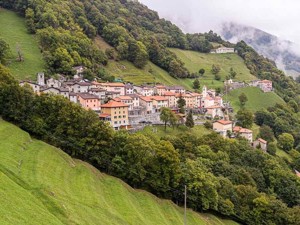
139;0;300;44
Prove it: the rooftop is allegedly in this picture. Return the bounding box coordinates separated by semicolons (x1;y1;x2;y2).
77;93;99;99
233;126;253;133
101;101;129;108
215;120;233;125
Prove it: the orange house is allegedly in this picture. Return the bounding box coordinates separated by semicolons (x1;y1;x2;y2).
77;93;101;111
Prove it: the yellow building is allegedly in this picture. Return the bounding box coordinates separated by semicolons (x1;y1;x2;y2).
99;101;129;130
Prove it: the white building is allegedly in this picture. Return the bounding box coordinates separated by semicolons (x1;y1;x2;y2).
211;47;235;54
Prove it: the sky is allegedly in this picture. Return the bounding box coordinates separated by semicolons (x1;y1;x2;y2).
139;0;300;44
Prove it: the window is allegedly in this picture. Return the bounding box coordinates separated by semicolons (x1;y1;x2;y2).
114;121;117;124
114;116;117;119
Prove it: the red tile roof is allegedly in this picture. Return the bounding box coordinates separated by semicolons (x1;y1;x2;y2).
163;91;176;96
258;138;267;144
216;120;233;125
233;126;252;133
100;101;128;108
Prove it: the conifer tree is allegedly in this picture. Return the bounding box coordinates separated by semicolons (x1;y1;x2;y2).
185;110;194;128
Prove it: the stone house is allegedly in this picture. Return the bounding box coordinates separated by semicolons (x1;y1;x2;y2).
213;120;233;138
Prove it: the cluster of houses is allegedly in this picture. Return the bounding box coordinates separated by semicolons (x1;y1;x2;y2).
20;71;229;130
224;79;273;93
212;119;268;151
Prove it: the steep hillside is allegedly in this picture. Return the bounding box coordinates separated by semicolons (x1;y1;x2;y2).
169;48;256;89
0;119;238;225
226;87;285;112
95;37;194;89
0;9;44;80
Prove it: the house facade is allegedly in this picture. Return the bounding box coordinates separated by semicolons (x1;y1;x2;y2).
99;101;129;130
213;120;233;138
233;126;253;142
77;93;100;111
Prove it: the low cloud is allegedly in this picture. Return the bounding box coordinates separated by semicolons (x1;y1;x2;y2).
139;0;300;44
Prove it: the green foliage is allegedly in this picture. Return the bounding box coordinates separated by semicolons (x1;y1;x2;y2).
0;38;11;65
192;79;200;90
0;120;238;225
258;125;274;143
177;94;186;114
185;110;194;128
238;92;248;106
0;9;45;80
160;107;178;131
267;142;277;156
211;64;221;75
199;68;205;75
236;108;254;128
228;67;237;79
278;133;295;152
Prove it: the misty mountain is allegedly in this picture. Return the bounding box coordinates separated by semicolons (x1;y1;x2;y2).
221;22;300;78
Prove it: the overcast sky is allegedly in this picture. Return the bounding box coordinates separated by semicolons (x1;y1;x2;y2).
139;0;300;44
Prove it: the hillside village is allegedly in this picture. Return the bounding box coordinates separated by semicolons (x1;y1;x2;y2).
20;66;273;149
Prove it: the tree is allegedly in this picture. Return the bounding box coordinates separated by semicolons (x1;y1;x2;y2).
0;38;11;65
199;68;205;76
193;79;200;90
236;108;254;128
259;125;275;143
277;133;294;151
239;93;248;106
185;110;194;128
160;107;171;131
211;64;220;75
177;93;186;114
214;73;221;81
267;142;277;156
228;67;237;79
160;107;178;131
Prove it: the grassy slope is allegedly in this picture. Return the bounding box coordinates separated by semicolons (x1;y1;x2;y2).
140;125;211;138
0;9;45;80
169;48;256;89
95;36;195;90
0;119;238;225
226;87;285;112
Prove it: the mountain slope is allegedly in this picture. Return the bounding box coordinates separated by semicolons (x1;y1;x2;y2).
169;48;256;88
0;9;45;80
221;22;300;78
0;119;238;225
226;87;285;112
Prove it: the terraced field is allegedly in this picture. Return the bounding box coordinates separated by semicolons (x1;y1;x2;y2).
0;9;45;80
0;119;238;225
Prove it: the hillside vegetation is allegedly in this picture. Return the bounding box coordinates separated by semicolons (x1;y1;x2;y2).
227;87;285;112
94;36;194;89
169;48;256;88
0;119;237;225
0;9;44;80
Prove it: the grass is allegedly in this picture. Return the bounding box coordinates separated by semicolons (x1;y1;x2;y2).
169;48;256;89
226;87;285;113
0;9;45;80
0;119;238;225
106;60;193;89
94;37;197;90
139;125;211;138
